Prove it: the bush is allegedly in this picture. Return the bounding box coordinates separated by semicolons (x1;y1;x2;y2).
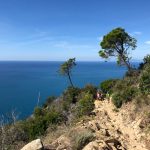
20;117;46;140
76;92;94;117
63;86;81;103
100;79;118;94
138;54;150;70
112;87;138;108
62;86;81;111
43;96;56;108
69;128;94;150
81;84;97;99
112;93;123;108
21;105;64;140
45;108;63;125
34;107;44;118
125;69;140;77
139;67;150;94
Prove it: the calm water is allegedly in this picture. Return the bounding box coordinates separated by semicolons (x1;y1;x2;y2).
0;61;128;119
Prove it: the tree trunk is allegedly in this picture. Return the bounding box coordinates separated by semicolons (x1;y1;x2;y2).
123;57;132;72
119;54;132;72
68;72;74;87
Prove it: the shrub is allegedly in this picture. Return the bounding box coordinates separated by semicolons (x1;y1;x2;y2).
112;93;123;108
138;54;150;70
45;108;63;125
43;96;56;108
20;117;47;140
81;84;97;98
112;87;138;108
76;92;94;117
135;93;150;106
125;69;140;77
100;79;118;94
34;107;44;118
63;86;81;104
139;67;150;94
62;86;81;111
20;105;64;140
69;128;94;150
123;87;138;103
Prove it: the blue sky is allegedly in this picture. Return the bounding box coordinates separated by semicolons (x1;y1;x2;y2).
0;0;150;61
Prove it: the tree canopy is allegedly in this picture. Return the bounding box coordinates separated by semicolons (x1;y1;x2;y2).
99;27;137;71
59;58;76;87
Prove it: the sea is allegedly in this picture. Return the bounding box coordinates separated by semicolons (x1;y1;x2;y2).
0;61;138;119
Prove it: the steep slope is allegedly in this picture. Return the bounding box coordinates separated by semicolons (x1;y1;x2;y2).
21;99;149;150
42;100;149;150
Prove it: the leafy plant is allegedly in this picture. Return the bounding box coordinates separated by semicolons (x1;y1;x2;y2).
76;92;94;117
100;79;118;94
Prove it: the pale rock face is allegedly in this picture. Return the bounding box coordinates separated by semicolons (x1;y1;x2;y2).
82;141;99;150
21;139;43;150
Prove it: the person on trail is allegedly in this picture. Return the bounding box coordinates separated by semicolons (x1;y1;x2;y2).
97;89;103;100
97;91;100;100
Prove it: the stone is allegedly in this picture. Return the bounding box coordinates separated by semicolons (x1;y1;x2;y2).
21;139;43;150
82;141;99;150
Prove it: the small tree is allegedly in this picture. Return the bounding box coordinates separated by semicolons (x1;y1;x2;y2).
59;58;76;87
99;27;137;72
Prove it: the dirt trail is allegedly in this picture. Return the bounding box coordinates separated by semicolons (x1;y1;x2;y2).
94;100;148;150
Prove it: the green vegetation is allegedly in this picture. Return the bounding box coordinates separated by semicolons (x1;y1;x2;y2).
69;128;94;150
81;84;97;99
75;92;95;117
100;79;118;94
20;105;64;140
99;27;137;72
59;58;76;87
139;55;150;94
42;96;56;108
102;55;150;108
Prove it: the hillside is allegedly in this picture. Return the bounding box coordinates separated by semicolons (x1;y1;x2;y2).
22;99;149;150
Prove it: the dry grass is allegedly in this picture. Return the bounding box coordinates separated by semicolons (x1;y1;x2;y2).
42;124;71;145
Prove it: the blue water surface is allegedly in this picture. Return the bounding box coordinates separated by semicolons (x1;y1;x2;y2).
0;61;130;118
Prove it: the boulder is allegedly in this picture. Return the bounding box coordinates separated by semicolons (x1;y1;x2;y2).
21;139;43;150
82;141;99;150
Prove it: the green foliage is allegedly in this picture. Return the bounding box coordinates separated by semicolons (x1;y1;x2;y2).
81;84;97;98
59;58;76;87
21;117;47;140
43;96;56;108
139;67;150;94
112;93;123;108
135;93;150;106
45;108;63;125
139;54;150;70
34;107;44;117
76;92;94;117
62;86;81;108
139;55;150;94
99;27;136;71
100;79;118;94
112;87;138;108
69;129;94;150
21;105;64;140
125;68;140;77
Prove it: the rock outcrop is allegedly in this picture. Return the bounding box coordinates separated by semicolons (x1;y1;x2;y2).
21;139;43;150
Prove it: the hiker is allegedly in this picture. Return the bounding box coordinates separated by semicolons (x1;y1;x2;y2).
97;91;100;100
97;89;102;100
